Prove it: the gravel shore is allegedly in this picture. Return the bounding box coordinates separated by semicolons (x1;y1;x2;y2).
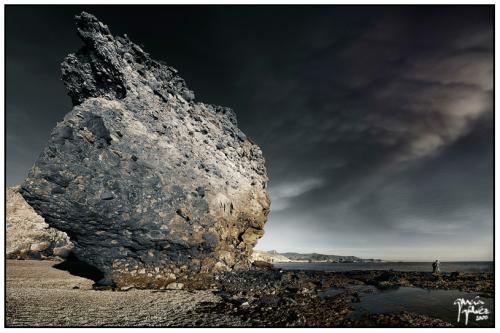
6;260;244;327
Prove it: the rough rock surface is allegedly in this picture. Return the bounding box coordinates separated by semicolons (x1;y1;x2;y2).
6;186;73;260
21;12;270;288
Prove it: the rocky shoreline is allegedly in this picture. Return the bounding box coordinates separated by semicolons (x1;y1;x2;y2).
195;264;493;327
6;260;493;327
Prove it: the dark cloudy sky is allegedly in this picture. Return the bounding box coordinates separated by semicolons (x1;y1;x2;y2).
6;5;493;261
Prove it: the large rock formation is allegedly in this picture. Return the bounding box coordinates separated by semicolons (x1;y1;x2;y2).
21;12;270;288
7;186;73;260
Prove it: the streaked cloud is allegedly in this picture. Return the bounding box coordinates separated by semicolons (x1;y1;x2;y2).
269;178;324;211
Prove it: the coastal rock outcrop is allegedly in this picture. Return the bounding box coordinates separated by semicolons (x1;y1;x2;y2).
7;186;73;260
21;12;270;288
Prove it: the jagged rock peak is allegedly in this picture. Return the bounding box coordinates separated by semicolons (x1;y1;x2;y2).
61;11;195;106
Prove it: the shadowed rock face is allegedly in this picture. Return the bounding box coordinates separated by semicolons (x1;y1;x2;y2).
21;12;270;288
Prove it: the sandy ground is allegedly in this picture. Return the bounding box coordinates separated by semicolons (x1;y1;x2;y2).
6;260;244;327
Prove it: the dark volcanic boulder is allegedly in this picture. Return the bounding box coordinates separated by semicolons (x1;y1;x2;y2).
21;12;270;288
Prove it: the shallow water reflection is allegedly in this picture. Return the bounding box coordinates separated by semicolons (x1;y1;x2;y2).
320;286;494;327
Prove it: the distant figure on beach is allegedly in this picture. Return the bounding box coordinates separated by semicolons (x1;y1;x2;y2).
432;260;440;273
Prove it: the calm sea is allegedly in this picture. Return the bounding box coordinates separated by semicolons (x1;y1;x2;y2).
273;261;493;273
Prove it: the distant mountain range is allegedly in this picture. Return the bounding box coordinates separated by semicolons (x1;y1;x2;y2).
252;250;383;263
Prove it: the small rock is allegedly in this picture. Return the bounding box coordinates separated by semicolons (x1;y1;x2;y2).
53;246;72;258
195;186;206;198
120;286;133;291
100;191;114;200
30;242;50;252
166;282;184;290
236;130;247;141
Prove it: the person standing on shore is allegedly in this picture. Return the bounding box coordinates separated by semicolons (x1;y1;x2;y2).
432;260;440;273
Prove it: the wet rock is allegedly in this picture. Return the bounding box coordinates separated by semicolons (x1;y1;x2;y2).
21;12;270;288
6;186;74;260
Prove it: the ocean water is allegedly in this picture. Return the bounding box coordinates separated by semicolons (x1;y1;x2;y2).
273;261;493;273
